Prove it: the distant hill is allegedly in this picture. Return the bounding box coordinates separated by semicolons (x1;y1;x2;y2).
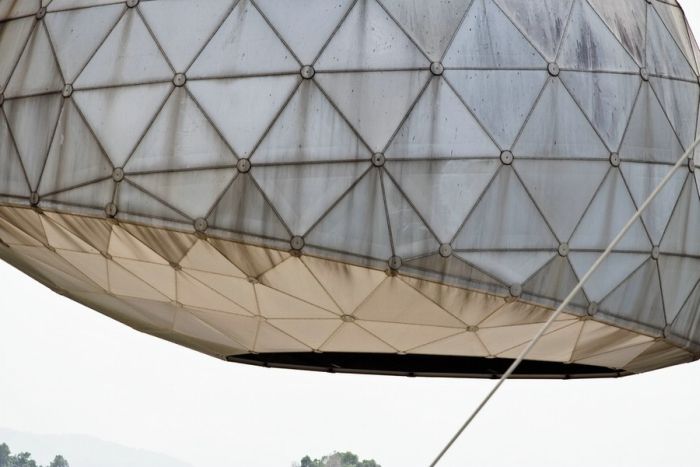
0;428;193;467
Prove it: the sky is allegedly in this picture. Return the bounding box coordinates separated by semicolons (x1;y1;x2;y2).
3;3;700;467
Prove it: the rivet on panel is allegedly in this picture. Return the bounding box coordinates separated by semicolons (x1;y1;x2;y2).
558;243;570;257
300;65;315;79
173;73;186;87
62;84;73;98
112;167;124;182
290;235;305;251
587;302;598;316
126;0;139;7
663;325;672;337
651;246;660;260
371;152;385;167
430;62;444;76
29;192;39;206
236;158;251;173
689;157;695;173
439;243;452;258
609;152;621;167
547;62;560;77
340;314;356;323
36;7;46;19
509;283;522;298
500;150;514;165
105;202;118;218
388;255;402;270
640;67;649;81
169;261;182;271
194;217;208;233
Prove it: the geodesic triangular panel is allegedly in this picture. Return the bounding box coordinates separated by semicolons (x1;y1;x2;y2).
649;76;699;149
315;71;430;152
658;255;700;324
495;0;573;61
5;22;63;98
252;80;370;164
253;162;368;235
3;94;63;190
254;0;355;65
188;0;299;78
454;166;559;250
586;0;646;66
73;83;172;167
306;169;392;260
653;1;697;74
0;112;29;198
316;0;427;71
380;0;472;61
515;160;609;242
446;69;548;150
387;159;500;243
0;18;34;91
39;99;113;195
44;4;124;83
557;0;638;72
569;252;648;303
139;0;235;73
444;0;544;68
386;77;500;159
455;250;555;286
569;169;651;251
646;5;696;80
620;162;687;245
560;71;641;151
75;8;172;88
619;83;685;164
514;78;608;159
661;176;700;256
126;87;236;172
207;173;290;240
188;75;300;158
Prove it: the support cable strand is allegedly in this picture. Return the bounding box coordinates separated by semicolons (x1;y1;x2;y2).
430;137;700;467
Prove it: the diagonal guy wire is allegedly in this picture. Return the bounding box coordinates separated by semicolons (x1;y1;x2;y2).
430;135;700;467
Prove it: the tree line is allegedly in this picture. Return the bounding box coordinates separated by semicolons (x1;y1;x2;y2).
294;451;380;467
0;443;69;467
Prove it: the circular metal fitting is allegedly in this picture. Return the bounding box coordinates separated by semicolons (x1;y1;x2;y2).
300;65;315;79
651;246;660;260
105;202;118;218
371;152;385;167
500;150;514;165
112;167;124;182
609;152;621;167
290;235;305;251
236;158;251;173
246;276;259;284
388;255;402;270
439;243;452;258
689;157;696;173
126;0;139;7
172;73;186;87
663;325;672;337
62;84;73;98
640;67;650;81
0;93;4;107
169;261;182;271
588;301;599;315
340;314;356;323
36;7;46;19
558;242;570;257
193;217;208;233
29;192;39;206
430;62;444;76
466;325;479;332
509;283;522;298
100;251;112;260
547;62;560;77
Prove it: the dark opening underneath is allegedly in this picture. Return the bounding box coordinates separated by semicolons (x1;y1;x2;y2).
226;352;625;379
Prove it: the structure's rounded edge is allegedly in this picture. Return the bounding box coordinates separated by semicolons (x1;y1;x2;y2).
226;352;626;379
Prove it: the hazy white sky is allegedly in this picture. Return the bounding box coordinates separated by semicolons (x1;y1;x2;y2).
3;3;700;467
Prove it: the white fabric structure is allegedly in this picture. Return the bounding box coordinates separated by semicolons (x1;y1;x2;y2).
1;0;699;378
